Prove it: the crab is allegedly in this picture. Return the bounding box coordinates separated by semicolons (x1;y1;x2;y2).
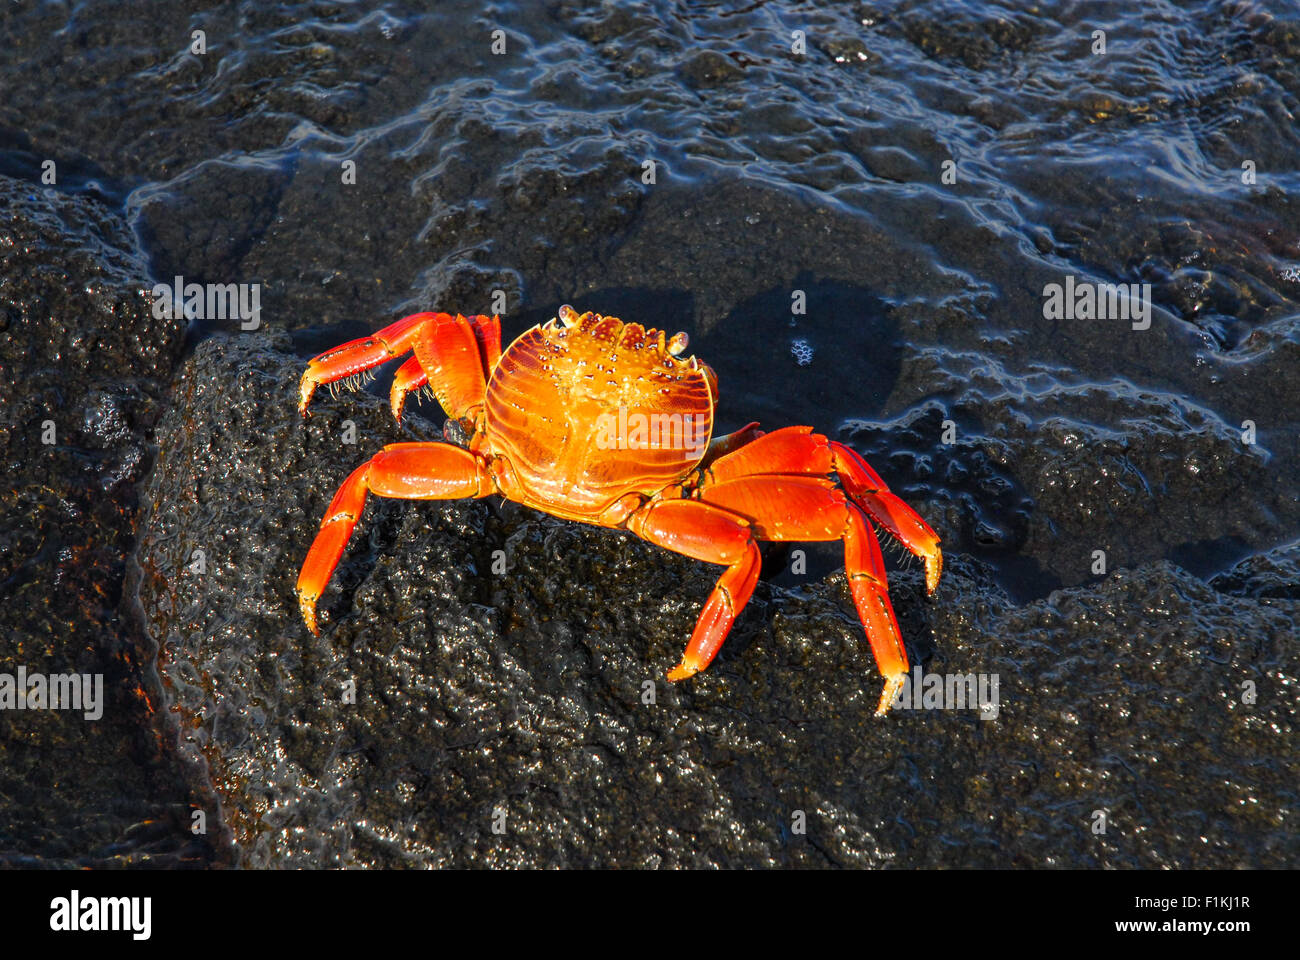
295;306;942;715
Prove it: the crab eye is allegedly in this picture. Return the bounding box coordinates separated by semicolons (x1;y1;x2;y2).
667;332;689;356
559;304;580;328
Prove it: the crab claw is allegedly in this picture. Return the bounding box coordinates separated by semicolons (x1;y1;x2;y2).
831;441;942;596
299;372;319;417
296;313;434;416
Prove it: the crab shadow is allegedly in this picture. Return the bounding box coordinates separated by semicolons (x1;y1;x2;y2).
696;279;904;591
515;278;901;435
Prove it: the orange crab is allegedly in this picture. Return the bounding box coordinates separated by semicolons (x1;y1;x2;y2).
296;306;941;714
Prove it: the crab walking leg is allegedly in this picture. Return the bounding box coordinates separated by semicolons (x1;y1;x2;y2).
628;499;762;681
842;504;910;715
690;475;912;715
704;428;942;595
702;425;831;482
296;442;494;634
830;441;942;595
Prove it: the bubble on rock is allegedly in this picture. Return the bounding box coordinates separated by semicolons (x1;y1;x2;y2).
791;338;814;366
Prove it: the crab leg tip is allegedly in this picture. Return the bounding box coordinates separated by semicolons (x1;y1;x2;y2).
666;661;698;683
298;592;320;635
299;375;318;416
926;554;942;595
875;672;906;717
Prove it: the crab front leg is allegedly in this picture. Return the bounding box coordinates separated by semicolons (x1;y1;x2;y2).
296;442;495;634
389;356;428;424
830;441;942;595
299;311;502;422
627;499;762;681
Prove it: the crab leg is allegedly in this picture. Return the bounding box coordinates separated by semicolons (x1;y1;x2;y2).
702;425;831;481
390;356;428;424
830;441;942;594
627;499;762;681
299;312;431;414
692;475;912;715
296;442;494;634
842;503;909;715
703;427;942;595
299;312;502;421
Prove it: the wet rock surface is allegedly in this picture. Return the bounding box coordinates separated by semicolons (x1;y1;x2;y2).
132;336;1295;867
0;175;210;866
